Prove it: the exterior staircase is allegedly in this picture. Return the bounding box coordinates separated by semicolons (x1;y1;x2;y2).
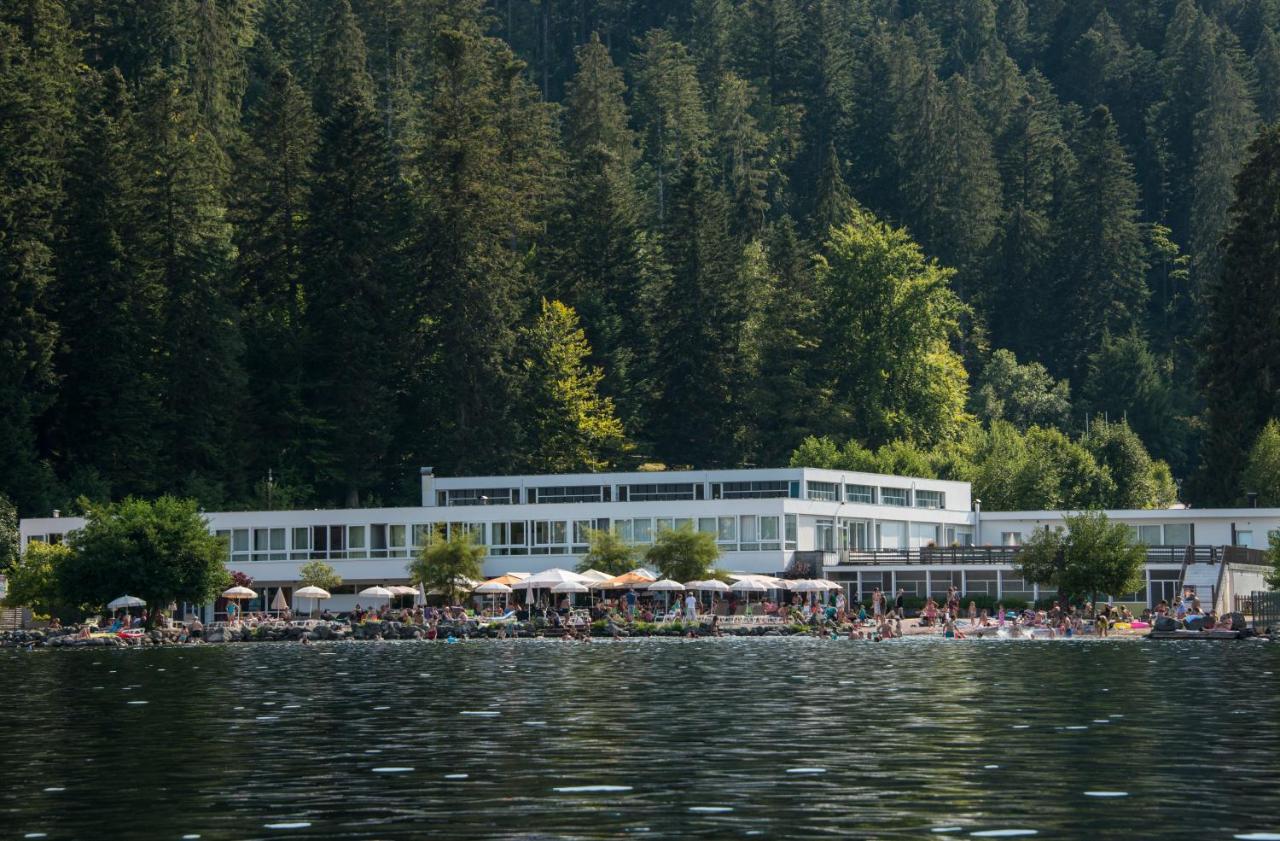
0;606;25;631
1181;561;1224;614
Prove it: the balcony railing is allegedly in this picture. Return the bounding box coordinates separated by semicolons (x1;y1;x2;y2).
839;545;1261;566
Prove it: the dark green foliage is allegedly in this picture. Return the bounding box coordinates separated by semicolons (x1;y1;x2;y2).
3;0;1280;513
1198;125;1280;503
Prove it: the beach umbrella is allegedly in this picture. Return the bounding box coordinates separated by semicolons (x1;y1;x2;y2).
730;577;767;611
294;586;330;617
221;585;257;623
686;579;730;593
474;580;512;614
271;588;289;615
551;579;589;609
520;568;588;609
108;595;146;610
645;578;685;610
358;585;393;612
577;568;614;583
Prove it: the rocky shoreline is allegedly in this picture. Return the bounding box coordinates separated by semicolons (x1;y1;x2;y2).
1;618;812;648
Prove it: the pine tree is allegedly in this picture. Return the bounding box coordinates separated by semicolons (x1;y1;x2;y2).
1198;125;1280;503
711;72;771;238
548;34;650;428
301;0;404;506
745;218;826;465
1254;27;1280;123
51;70;164;499
0;0;76;514
517;299;628;473
732;0;806;106
233;59;318;495
132;69;246;506
411;2;542;475
897;72;1002;299
650;153;753;467
1053;106;1148;382
632;29;709;222
988;79;1071;358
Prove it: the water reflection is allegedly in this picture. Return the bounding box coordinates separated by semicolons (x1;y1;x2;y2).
1;638;1278;839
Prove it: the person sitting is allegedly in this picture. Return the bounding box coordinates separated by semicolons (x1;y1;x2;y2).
1187;598;1204;617
189;617;204;639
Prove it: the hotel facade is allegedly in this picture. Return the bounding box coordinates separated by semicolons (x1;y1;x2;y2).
17;467;1276;615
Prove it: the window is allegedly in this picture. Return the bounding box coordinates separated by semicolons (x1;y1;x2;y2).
1135;524;1162;546
290;527;310;559
785;514;797;549
1001;531;1022;546
846;520;869;549
739;516;759;551
532;520;568;554
329;525;347;559
573;520;593;546
442;487;518;506
1164;523;1192;546
845;484;875;504
389;525;407;557
760;516;780;550
717;516;737;543
914;490;944;509
490;521;528;556
880;487;909;506
656;517;674;533
945;527;973;546
348;525;366;558
816;520;834;551
633;518;654;543
252;527;286;560
697;517;716;534
622;483;698;501
528;485;606;504
674;517;692;532
1236;530;1253;548
370;524;388;557
807;481;839;502
719;480;792;499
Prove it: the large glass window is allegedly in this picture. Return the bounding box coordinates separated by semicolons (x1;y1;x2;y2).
1135;524;1162;545
719;480;791;499
1164;523;1192;546
816;520;834;550
697;517;716;534
532;520;568;554
1001;531;1022;546
443;488;518;506
914;490;945;509
528;485;606;504
614;519;633;542
490;521;528;556
785;514;797;548
739;516;759;551
845;484;875;504
807;481;839;502
290;527;310;559
880;487;909;506
760;516;780;550
717;516;737;543
347;525;366;558
622;483;698;502
633;518;654;543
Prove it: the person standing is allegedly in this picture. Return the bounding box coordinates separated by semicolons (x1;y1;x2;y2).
625;588;637;619
684;591;698;621
872;588;883;618
894;588;906;619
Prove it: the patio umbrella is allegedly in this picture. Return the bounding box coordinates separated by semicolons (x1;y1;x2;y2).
221;585;257;623
551;579;589;608
107;595;146;610
520;568;588;609
387;585;418;609
646;579;685;609
474;580;513;614
358;585;393;612
293;585;330;617
686;579;730;593
271;588;289;615
576;568;614;583
730;578;767;612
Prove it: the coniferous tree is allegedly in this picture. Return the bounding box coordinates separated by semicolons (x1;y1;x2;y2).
0;0;75;514
650;153;753;467
632;29;709;222
1053;106;1148;383
301;0;404;506
233;61;317;495
51;70;163;500
1198;125;1280;503
1254;27;1280;123
132;69;246;506
516;299;628;473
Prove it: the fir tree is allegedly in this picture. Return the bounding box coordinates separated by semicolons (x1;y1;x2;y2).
632;29;709;222
517;299;628;473
1198;125;1280;503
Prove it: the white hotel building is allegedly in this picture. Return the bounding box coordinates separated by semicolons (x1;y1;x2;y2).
17;467;1276;615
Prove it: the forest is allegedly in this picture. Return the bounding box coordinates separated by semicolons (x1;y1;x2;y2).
3;0;1280;517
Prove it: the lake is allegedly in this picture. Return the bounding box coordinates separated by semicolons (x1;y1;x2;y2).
2;637;1278;840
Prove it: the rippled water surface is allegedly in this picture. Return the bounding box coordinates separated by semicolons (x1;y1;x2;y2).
2;637;1279;840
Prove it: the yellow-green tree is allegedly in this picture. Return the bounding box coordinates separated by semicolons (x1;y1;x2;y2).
817;207;971;447
577;529;638;576
518;299;627;472
2;540;74;619
407;532;484;606
298;560;342;591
